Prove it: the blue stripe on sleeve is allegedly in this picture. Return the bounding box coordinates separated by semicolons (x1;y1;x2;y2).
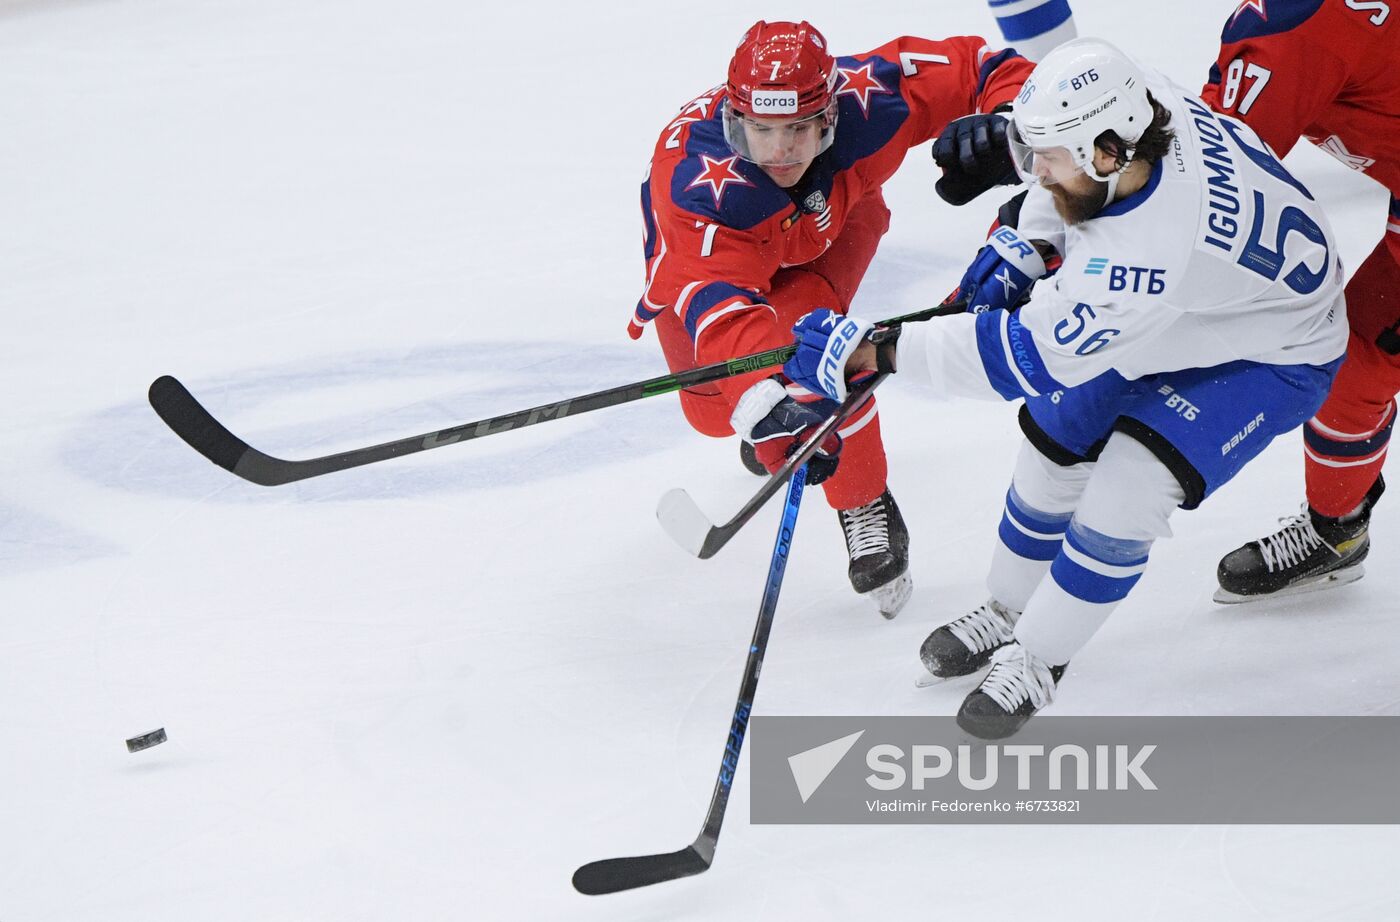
974;310;1028;400
973;310;1067;400
974;48;1024;99
683;282;764;340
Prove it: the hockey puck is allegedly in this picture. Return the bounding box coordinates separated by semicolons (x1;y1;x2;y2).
126;728;167;753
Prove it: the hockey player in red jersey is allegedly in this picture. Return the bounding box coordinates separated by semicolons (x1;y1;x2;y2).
632;21;1032;618
1202;0;1400;601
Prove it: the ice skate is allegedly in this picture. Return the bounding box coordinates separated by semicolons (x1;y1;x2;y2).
1215;477;1383;603
916;599;1019;687
838;488;911;619
955;642;1065;739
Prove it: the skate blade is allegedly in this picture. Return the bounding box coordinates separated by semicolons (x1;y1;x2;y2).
915;662;982;688
1212;563;1366;605
862;571;912;620
914;669;945;689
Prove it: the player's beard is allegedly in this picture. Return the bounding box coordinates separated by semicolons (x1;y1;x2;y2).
1048;178;1110;225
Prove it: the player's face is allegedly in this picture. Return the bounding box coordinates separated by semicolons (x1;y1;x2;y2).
740;114;824;186
1025;145;1081;187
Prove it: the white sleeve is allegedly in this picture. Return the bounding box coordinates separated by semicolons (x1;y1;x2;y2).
1012;187;1065;256
894;315;1005;401
894;283;1184;404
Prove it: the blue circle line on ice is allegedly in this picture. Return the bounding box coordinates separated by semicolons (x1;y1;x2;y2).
70;340;687;504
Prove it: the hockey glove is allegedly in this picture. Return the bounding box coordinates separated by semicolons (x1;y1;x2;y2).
932;113;1019;207
783;309;878;402
950;225;1048;314
730;378;842;485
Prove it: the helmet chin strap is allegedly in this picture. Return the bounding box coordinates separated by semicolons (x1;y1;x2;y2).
1086;155;1134;205
1103;169;1122;205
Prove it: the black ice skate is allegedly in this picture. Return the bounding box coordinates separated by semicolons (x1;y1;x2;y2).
838;488;912;619
917;599;1018;686
956;642;1066;740
1214;476;1384;604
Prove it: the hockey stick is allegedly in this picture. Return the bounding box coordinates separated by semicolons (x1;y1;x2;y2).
147;302;962;486
572;465;807;895
657;371;888;559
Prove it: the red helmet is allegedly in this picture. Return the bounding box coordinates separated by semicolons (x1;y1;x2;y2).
725;21;837;119
723;21;839;168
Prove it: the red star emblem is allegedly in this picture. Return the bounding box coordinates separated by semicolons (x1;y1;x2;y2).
835;62;891;116
1228;0;1267;28
686;154;753;207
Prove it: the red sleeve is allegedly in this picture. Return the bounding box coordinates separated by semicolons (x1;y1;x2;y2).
644;202;788;367
866;35;1033;146
1202;29;1349;158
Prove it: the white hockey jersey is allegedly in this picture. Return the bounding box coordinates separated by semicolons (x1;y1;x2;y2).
899;72;1349;402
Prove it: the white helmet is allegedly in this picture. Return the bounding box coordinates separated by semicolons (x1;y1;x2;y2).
1008;38;1154;187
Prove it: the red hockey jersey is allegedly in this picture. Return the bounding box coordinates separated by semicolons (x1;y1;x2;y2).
632;36;1032;365
1202;0;1400;198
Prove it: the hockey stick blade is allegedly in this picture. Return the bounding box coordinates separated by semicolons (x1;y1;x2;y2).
572;844;710;895
149;375;265;481
656;374;888;559
148;375;347;486
656;488;715;558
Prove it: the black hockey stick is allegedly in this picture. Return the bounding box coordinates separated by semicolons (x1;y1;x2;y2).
657;371;889;559
147;302;962;486
572;464;808;895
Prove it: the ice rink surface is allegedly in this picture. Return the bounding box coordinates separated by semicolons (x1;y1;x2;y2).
2;0;1397;918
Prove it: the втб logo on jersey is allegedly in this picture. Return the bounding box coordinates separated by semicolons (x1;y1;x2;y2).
1085;258;1166;294
687;153;754;207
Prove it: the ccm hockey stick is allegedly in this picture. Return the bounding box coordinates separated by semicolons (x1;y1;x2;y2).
657;370;889;559
147;303;962;486
572;465;807;895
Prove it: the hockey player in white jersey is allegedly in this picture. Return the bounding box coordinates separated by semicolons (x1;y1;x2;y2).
781;38;1348;739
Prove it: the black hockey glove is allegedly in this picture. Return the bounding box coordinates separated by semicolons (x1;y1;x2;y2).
731;378;843;485
932;113;1020;206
